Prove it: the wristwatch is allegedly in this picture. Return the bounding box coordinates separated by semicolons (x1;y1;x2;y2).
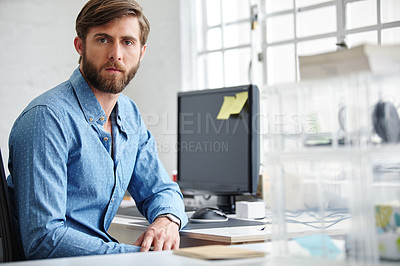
156;213;181;228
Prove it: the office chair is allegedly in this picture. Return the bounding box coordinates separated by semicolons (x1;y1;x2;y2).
0;149;24;262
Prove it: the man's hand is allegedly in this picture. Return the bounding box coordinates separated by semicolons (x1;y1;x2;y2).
133;216;180;252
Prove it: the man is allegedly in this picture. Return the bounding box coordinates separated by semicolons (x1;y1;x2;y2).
7;0;188;259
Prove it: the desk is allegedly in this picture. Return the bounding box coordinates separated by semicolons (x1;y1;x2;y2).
9;242;395;266
109;207;351;247
3;242;346;266
109;214;268;247
109;206;354;248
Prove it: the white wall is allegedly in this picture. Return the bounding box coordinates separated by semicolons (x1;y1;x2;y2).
0;0;181;178
127;0;181;178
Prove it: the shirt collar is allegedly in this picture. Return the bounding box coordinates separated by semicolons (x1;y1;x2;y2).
70;67;107;126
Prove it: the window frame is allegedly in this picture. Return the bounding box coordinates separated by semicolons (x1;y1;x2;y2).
180;0;400;90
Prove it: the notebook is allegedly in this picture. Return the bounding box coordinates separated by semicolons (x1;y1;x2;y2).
173;245;266;260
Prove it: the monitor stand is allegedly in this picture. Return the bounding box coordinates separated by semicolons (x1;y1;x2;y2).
217;195;236;214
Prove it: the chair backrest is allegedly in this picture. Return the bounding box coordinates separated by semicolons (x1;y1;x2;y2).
0;149;24;262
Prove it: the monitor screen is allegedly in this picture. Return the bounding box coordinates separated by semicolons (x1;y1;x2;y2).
177;85;260;213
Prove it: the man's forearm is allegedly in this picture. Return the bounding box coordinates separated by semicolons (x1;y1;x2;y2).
25;226;140;259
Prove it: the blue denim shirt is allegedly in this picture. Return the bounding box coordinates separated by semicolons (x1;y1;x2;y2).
7;68;188;259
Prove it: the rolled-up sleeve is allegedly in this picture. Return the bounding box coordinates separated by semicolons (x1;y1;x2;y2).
127;115;188;229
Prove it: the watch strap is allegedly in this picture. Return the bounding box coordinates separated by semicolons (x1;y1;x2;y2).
156;213;181;229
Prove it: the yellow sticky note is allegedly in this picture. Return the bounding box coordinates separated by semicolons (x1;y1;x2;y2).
217;96;235;120
230;91;248;115
216;91;248;120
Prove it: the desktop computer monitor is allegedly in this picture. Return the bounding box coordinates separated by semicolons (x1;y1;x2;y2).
177;85;260;213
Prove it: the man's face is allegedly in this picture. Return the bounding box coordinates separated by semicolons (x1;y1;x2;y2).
76;16;146;94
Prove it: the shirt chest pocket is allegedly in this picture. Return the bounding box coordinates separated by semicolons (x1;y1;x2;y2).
67;129;116;201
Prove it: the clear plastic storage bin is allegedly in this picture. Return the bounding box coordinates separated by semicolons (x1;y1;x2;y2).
262;73;400;264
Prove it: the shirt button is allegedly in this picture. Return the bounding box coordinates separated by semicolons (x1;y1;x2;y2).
103;137;109;141
100;116;105;121
89;118;93;122
111;198;114;202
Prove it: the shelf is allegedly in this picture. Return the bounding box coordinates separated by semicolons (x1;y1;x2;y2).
264;144;400;162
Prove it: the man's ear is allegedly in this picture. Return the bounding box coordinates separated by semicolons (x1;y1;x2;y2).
74;36;84;56
140;44;147;62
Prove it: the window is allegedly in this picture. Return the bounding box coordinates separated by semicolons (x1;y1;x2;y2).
181;0;400;90
186;0;253;90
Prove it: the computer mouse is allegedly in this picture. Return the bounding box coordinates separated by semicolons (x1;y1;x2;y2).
190;207;228;223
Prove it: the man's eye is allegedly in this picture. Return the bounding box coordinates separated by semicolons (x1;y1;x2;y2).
124;40;133;46
98;38;108;43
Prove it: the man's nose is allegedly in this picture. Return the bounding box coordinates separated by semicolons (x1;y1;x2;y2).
109;42;122;61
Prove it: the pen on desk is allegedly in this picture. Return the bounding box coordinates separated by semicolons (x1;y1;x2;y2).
261;226;266;231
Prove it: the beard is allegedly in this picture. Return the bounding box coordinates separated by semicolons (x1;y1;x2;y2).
81;48;141;94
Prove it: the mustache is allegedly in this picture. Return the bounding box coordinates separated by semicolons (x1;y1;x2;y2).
103;61;126;72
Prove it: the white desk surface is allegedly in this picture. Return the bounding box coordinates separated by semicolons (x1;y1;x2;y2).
111;215;268;244
6;240;396;265
110;211;350;245
5;242;363;266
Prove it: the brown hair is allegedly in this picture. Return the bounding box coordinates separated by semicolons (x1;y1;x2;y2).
76;0;150;45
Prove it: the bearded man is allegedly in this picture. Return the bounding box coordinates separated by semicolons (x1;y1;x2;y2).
7;0;187;260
